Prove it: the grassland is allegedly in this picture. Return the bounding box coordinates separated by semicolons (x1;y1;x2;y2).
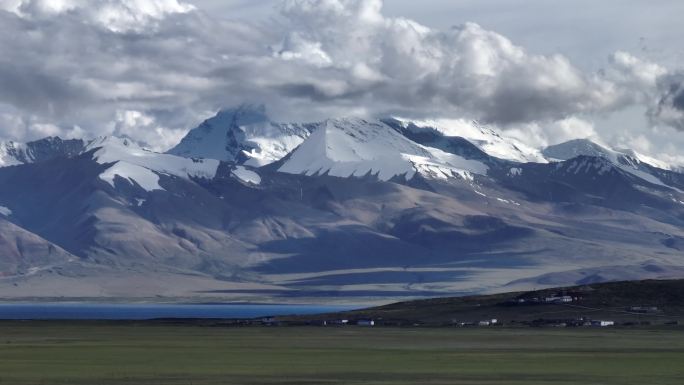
0;322;683;385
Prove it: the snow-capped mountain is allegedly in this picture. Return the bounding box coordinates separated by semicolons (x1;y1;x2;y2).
543;138;674;170
543;138;616;162
278;118;488;182
167;104;313;166
0;137;85;167
0;107;683;302
85;136;220;192
542;139;679;190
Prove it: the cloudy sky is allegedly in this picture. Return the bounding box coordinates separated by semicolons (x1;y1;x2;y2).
1;0;683;164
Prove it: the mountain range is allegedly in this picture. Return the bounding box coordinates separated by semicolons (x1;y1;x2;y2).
1;104;683;302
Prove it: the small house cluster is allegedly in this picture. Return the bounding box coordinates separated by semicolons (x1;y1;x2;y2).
544;295;574;304
591;320;615;327
452;318;499;327
508;292;579;305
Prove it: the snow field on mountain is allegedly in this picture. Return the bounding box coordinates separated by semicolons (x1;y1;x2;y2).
88;137;220;191
392;117;547;163
278;118;488;181
232;165;261;185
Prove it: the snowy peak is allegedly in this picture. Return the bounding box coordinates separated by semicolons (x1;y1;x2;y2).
278;118;488;182
386;118;547;163
0;137;85;167
543;139;679;188
86;136;220;192
543;139;618;162
167;104;312;167
543;138;673;171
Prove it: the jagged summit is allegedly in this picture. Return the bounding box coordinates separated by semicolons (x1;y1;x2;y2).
167;104;313;166
0;136;85;167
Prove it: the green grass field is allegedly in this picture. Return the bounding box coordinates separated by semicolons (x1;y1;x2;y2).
0;322;683;385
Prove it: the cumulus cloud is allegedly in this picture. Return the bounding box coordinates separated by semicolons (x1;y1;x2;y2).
1;0;194;32
504;117;600;149
0;0;681;158
608;51;667;91
272;2;623;124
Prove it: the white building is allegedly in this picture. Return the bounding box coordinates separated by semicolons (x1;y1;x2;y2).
545;296;573;303
591;320;615;327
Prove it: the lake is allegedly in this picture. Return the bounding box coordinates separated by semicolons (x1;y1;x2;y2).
0;303;360;320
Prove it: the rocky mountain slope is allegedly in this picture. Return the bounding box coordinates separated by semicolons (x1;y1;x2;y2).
0;106;683;302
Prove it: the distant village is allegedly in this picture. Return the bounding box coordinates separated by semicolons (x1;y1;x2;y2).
211;291;678;329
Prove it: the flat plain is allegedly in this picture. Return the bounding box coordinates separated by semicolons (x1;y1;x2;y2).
0;322;682;385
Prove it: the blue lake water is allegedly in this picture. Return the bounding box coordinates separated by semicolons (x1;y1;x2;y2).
0;303;360;320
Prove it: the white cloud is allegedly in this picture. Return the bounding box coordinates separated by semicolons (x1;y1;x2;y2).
505;117;599;149
268;2;635;127
609;51;667;90
110;110;187;151
0;0;681;164
1;0;194;32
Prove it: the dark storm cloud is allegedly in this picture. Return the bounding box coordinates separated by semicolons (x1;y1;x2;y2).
673;86;684;111
648;74;684;131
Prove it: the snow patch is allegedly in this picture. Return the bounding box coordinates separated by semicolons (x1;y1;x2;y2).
508;167;522;177
617;163;670;188
496;197;521;206
0;141;25;167
564;158;613;175
232;166;261;185
101;162;162;191
0;205;12;216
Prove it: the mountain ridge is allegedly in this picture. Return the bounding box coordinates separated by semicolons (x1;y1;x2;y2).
0;107;683;302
